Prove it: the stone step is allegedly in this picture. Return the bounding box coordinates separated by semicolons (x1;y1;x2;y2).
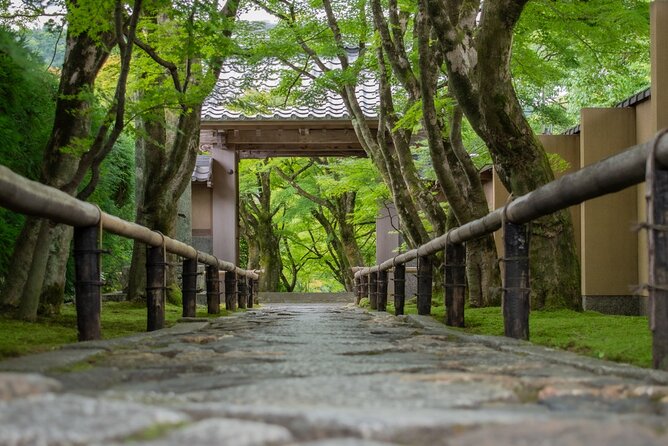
258;292;354;304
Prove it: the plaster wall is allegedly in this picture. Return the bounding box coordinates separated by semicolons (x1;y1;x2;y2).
580;107;637;297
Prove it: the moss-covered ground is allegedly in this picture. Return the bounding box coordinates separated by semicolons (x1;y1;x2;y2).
359;298;652;368
0;301;241;360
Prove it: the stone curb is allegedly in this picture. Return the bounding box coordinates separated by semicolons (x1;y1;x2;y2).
401;313;668;385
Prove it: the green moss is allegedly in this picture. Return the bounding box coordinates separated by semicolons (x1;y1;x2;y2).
166;283;182;306
0;300;246;360
123;422;189;441
38;283;65;316
377;299;652;368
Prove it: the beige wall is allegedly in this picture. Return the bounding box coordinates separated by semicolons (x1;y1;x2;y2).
192;183;212;232
580;108;637;296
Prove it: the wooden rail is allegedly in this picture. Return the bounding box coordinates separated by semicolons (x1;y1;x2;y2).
354;130;668;370
0;165;259;339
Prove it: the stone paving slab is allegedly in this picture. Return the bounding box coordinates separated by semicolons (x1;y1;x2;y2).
0;303;667;445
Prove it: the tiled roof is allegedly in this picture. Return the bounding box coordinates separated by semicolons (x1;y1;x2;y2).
201;55;379;121
192;155;212;185
563;87;651;135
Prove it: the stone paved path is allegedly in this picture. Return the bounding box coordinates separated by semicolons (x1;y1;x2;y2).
1;303;668;445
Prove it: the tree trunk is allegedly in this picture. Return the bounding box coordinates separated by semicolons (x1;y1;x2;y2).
39;225;73;315
426;0;581;310
342;89;429;248
0;217;41;309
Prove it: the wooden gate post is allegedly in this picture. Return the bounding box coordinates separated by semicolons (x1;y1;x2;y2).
225;271;237;311
369;271;378;310
648;141;668;370
146;245;166;331
205;265;221;314
377;270;388;312
247;278;254;308
417;255;433;315
182;258;198;318
503;221;530;340
238;276;248;309
393;264;406;316
445;243;466;327
73;225;102;341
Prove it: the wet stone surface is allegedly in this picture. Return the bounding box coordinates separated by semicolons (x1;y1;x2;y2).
1;303;668;445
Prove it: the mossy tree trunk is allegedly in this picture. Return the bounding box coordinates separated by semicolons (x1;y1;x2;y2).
2;0;142;320
370;0;501;306
425;0;581;310
2;22;115;320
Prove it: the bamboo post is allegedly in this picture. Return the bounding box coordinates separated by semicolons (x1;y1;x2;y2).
377;270;388;311
225;271;237;311
417;255;433;315
393;264;405;315
146;245;166;331
182;258;198;318
238;276;248;310
503;221;531;340
247;278;254;308
369;271;378;310
73;225;101;341
205;265;220;314
445;243;466;327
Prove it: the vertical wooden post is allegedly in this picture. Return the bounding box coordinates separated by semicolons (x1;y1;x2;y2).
649;157;668;370
247;278;254;308
354;276;361;304
417;255;433;315
225;271;237;311
238;276;248;309
73;225;101;341
252;279;259;306
393;264;405;316
182;258;198;318
503;222;530;340
369;271;378;310
445;243;466;327
377;270;388;311
205;265;220;314
146;245;166;331
360;275;368;304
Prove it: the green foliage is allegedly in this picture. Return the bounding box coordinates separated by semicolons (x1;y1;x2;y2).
513;0;651;133
20;24;66;68
0;27;57;286
239;156;383;291
86;133;137;292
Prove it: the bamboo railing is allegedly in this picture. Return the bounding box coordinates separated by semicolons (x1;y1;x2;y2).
354;130;668;371
0;165;259;340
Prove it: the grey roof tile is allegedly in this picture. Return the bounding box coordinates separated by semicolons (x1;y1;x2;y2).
192;155;212;184
201;58;379;121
